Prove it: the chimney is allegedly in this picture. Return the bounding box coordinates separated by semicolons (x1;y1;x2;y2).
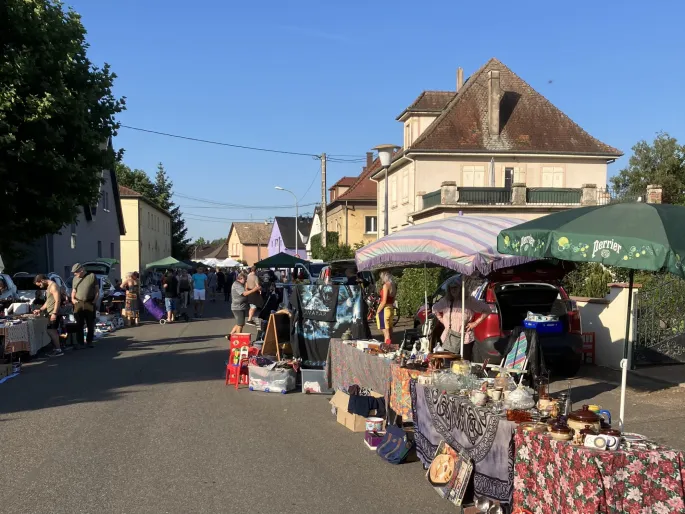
488;70;502;136
366;151;374;168
457;67;464;92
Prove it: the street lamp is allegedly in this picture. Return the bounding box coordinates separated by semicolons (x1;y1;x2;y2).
275;186;299;258
373;144;400;236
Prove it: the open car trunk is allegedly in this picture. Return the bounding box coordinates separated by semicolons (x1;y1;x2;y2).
494;282;568;332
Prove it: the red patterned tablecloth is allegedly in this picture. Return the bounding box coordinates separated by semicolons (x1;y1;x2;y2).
389;363;428;422
513;429;685;514
1;322;30;353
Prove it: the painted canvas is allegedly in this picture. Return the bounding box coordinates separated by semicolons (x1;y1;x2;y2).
426;440;473;507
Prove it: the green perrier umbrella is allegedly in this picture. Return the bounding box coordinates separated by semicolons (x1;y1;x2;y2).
496;202;685;429
145;256;191;270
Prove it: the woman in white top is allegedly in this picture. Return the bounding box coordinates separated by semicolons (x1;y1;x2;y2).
432;277;492;360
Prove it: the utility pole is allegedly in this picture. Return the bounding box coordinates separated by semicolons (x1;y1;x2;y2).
321;153;327;247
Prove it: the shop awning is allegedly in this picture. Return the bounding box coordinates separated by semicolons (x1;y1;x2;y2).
145;256;192;270
255;252;308;269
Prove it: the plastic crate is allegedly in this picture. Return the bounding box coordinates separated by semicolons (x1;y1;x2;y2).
301;368;333;394
248;365;296;394
523;319;563;334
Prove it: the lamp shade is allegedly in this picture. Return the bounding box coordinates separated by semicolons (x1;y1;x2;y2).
373;144;399;167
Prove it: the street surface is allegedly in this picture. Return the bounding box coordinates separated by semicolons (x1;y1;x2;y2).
1;303;683;513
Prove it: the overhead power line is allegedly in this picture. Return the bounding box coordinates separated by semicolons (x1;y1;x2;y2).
175;193;316;210
120;124;370;161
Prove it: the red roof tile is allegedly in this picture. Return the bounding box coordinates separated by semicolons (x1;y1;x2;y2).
329;176;358;190
409;58;622;157
333;158;383;203
118;185;142;197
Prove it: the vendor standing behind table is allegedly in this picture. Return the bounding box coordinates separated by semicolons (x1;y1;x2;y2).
70;263;99;349
228;272;258;336
432;278;492;360
191;266;208;318
376;271;397;347
33;274;64;357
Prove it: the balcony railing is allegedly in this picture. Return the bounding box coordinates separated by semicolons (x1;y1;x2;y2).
458;187;512;205
422;190;442;209
526;188;581;205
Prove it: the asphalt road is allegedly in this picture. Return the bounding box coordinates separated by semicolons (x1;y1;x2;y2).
2;304;683;514
0;303;456;514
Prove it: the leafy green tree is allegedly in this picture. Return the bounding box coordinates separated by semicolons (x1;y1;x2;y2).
0;0;125;257
115;163;156;199
193;237;208;246
562;263;614;298
611;132;685;204
153;163;190;259
209;238;227;246
310;232;355;261
397;268;447;317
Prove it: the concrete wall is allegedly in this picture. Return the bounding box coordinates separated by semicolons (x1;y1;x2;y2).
377;155;609;234
327;204;378;247
573;284;638;369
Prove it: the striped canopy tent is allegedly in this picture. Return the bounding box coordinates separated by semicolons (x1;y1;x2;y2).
355;214;534;275
355;214;536;357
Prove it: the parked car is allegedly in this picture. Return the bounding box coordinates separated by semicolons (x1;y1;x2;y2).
12;272;67;305
0;273;18;304
316;259;374;289
415;261;582;376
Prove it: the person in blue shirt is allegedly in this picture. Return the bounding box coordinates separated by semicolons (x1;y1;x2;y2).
191;266;208;318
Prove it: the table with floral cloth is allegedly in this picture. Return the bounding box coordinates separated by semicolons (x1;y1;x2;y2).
1;322;30;354
513;429;685;514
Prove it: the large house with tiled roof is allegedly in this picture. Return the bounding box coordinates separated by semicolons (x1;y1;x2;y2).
327;152;380;246
371;58;623;234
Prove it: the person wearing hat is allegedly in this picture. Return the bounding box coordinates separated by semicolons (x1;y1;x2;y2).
70;263;99;349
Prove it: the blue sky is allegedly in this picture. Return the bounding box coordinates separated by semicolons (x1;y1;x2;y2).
70;0;685;241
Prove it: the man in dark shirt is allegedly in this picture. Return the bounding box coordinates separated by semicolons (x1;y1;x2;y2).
162;271;179;323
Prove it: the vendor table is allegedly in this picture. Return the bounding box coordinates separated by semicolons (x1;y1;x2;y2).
327;338;392;395
513;429;685;514
1;318;51;356
1;322;30;354
411;381;516;504
327;339;430;422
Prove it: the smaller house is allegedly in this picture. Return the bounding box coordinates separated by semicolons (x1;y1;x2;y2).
192;242;227;261
268;216;312;260
306;207;322;259
227;222;273;265
119;186;172;275
327;152;379;246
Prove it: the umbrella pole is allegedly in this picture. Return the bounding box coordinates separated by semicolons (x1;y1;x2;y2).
460;277;466;358
424;265;428;334
619;269;635;432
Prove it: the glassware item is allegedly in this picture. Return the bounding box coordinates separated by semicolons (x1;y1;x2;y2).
475;496;492;512
536;376;549;399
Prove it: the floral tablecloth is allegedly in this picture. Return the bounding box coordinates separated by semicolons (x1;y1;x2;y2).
326;339;392;395
1;322;30;354
389;363;428;422
513;429;685;514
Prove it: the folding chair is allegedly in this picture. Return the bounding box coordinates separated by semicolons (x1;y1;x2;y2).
487;331;530;384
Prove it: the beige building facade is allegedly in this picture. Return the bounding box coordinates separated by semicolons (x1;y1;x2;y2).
227;222;273;266
119;186;172;275
373;58;622;234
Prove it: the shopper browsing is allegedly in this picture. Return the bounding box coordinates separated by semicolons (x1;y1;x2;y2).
245;266;262;325
33;274;63;357
70;263;99;348
162;270;179;323
229;272;257;335
192;266;208;318
178;270;191;309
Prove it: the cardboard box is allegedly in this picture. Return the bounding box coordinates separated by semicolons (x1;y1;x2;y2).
0;363;12;379
329;390;384;433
